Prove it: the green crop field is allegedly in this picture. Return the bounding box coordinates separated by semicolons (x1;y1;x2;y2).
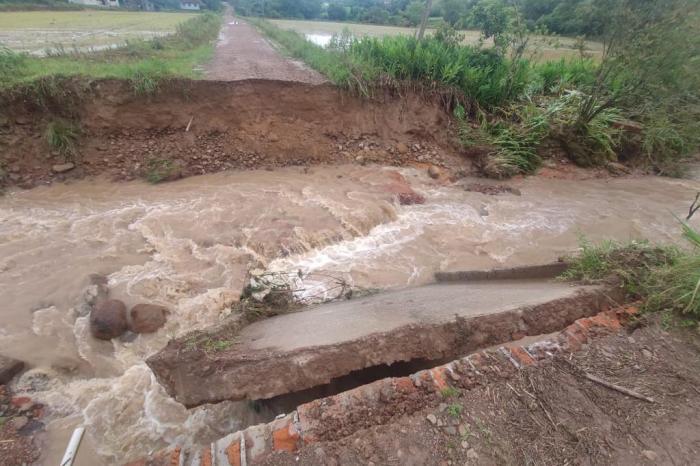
270;19;603;62
0;10;198;54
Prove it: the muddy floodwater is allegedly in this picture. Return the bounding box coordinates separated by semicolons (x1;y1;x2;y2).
1;165;698;463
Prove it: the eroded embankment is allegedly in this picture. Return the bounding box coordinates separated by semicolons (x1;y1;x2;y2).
0;79;464;189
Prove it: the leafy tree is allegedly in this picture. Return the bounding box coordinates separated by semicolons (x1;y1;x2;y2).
441;0;465;26
404;0;425;25
362;5;391;23
470;0;510;39
327;3;348;20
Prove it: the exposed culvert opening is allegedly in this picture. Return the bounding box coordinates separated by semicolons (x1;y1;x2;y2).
246;332;563;423
249;357;455;419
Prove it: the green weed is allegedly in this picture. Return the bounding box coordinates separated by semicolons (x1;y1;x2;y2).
441;386;461;398
447;403;463;418
145;158;177;184
45;118;80;157
184;334;233;352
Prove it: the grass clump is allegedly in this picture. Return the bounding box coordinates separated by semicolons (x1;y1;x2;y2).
144;158;180;184
45;118;80;157
440;386;460;398
446;403;463;418
184;334;234;353
563;222;700;320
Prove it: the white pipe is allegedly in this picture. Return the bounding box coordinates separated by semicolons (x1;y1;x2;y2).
60;426;85;466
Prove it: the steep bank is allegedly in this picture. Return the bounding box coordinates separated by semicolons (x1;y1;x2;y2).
0;79;464;189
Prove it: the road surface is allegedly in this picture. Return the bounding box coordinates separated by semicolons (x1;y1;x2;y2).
204;8;325;83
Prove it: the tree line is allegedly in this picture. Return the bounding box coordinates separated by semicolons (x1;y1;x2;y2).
231;0;617;36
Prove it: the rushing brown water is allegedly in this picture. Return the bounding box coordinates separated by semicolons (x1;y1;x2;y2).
1;165;698;463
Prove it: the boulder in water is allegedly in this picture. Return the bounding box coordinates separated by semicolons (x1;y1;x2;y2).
90;299;128;340
129;304;169;334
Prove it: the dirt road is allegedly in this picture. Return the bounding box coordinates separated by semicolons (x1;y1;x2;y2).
204;9;325;83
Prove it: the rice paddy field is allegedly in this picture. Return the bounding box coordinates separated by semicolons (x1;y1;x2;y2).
270;19;603;62
0;10;198;55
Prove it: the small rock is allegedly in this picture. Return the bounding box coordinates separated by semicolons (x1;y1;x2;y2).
437;419;445;427
426;414;437;425
396;143;409;155
129;304;169;333
90;299;128;340
52;163;75;174
641;348;653;359
438;403;448;412
428;166;441;179
458;424;468;436
10;415;28;431
466;448;479;460
641;450;658;461
444;426;457;435
355;155;365;165
0;355;25;384
14;116;30;125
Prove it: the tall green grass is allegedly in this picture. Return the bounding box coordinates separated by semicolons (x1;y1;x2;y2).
250;18;546;109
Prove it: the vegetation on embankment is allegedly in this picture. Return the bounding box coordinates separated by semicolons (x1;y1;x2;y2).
0;12;221;93
251;0;699;177
563;220;700;324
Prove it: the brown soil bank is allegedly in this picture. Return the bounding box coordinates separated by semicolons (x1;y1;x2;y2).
0;79;465;189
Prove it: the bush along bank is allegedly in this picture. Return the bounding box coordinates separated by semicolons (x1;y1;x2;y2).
250;0;699;178
562;219;700;325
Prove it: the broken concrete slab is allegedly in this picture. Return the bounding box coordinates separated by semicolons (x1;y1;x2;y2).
148;280;616;407
0;354;25;384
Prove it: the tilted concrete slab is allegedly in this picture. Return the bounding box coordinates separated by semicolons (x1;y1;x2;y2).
148;280;615;407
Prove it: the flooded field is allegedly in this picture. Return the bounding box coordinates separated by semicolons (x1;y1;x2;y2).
0;10;197;55
271;19;603;61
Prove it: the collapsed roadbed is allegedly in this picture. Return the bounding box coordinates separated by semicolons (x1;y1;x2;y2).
147;278;618;407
